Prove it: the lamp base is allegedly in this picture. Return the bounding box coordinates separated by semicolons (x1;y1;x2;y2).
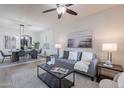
103;64;112;68
103;60;113;68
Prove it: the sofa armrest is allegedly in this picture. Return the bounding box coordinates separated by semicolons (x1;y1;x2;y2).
99;79;118;88
92;58;98;71
88;58;98;76
113;73;121;82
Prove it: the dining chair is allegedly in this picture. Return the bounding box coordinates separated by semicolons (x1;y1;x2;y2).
18;50;27;62
30;49;38;59
0;50;12;64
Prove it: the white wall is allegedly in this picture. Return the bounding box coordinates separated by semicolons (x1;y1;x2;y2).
39;29;55;55
40;5;124;67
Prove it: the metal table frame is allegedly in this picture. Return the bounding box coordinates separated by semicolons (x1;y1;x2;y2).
37;64;75;88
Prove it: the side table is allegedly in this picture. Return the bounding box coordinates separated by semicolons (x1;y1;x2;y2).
97;62;123;82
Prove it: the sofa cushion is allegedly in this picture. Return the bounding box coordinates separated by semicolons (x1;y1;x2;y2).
74;60;90;72
56;58;76;65
63;51;69;59
81;52;93;61
68;51;78;61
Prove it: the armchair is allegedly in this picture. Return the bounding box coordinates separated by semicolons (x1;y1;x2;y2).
99;72;124;88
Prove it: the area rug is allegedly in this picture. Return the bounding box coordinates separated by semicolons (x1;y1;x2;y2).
0;57;45;68
10;68;99;88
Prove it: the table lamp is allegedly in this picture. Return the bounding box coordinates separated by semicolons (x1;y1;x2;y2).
55;43;61;57
42;43;50;57
102;43;117;67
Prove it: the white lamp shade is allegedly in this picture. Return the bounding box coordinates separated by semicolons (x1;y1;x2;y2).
55;44;61;48
102;43;117;51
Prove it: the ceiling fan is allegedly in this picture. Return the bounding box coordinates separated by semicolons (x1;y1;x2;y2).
42;4;78;19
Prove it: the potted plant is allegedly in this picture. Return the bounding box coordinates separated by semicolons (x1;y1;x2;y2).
32;41;40;49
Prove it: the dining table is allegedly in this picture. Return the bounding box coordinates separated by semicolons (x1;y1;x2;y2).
9;49;34;62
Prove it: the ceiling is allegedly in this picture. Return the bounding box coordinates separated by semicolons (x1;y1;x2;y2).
0;4;116;32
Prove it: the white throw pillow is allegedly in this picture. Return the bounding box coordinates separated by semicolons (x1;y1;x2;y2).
68;51;78;61
82;60;91;65
74;61;90;72
118;72;124;88
81;52;93;61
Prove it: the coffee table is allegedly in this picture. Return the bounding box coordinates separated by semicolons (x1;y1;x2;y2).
37;62;75;88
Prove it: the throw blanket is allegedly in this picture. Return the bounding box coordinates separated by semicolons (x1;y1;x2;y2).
74;60;90;72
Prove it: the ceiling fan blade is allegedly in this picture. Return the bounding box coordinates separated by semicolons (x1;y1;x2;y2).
65;4;73;7
58;13;62;19
42;8;56;13
66;9;78;15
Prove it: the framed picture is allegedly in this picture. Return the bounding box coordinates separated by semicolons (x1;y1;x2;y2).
67;30;92;48
4;35;16;49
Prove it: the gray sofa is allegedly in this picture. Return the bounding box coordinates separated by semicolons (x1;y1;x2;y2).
55;51;98;81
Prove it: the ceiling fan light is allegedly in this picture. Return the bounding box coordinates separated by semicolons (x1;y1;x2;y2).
57;6;66;14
